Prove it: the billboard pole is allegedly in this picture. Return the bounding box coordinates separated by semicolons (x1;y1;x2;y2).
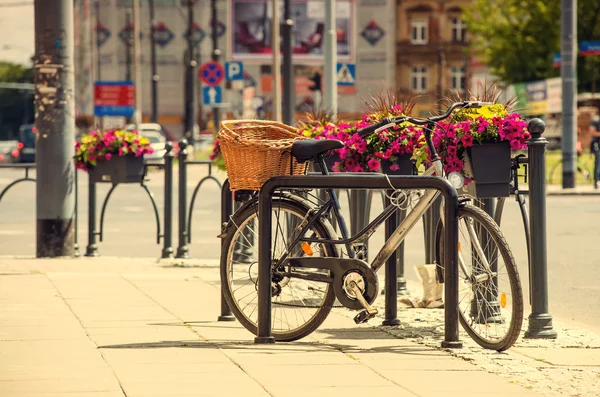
282;0;294;125
271;0;282;121
323;0;337;115
211;0;221;129
132;0;142;130
561;0;577;189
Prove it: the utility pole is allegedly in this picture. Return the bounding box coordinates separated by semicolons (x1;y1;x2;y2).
561;0;577;188
93;0;102;129
211;0;221;128
132;0;142;129
282;0;294;125
125;8;132;81
34;0;76;257
323;0;337;115
184;0;196;143
271;0;282;121
149;0;159;123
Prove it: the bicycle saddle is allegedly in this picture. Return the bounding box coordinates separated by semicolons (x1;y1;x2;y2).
291;139;344;163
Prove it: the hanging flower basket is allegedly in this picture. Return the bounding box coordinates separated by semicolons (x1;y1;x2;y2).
463;140;512;198
89;155;145;184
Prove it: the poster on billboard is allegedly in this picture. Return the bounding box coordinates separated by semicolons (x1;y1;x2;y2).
230;0;352;61
546;77;562;115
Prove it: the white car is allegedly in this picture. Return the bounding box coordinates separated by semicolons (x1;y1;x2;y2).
125;123;168;161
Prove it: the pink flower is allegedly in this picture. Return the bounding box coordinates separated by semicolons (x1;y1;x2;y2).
367;158;381;171
389;163;400;171
118;147;124;156
510;139;522;150
105;153;112;160
88;154;96;161
461;134;474;147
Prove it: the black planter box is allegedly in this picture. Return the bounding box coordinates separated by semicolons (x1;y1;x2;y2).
89;155;145;184
465;141;511;198
381;154;414;175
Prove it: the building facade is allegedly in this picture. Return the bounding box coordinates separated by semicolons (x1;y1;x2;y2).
395;0;471;117
74;0;398;135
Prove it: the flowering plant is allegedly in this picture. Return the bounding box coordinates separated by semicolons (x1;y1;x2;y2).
297;91;425;173
209;139;227;171
414;87;530;182
74;129;154;172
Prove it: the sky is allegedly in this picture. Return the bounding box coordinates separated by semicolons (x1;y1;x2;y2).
0;1;35;66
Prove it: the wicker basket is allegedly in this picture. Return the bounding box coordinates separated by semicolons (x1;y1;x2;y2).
218;119;308;191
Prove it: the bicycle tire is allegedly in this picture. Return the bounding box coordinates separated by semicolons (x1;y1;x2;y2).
435;204;524;351
220;195;338;342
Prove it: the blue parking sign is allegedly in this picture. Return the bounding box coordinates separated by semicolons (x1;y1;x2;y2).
225;61;244;81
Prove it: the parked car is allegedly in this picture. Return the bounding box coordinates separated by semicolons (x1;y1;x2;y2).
142;131;167;161
16;124;36;163
0;140;18;163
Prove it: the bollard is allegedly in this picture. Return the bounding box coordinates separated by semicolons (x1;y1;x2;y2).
423;197;441;264
524;118;557;339
349;189;372;260
161;142;174;258
85;180;99;257
176;139;189;259
382;190;400;326
395;208;409;295
74;168;80;257
218;179;236;321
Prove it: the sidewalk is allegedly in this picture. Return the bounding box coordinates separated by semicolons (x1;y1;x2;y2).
0;256;598;397
546;183;600;195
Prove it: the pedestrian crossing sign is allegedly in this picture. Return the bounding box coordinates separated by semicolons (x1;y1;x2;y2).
336;63;356;86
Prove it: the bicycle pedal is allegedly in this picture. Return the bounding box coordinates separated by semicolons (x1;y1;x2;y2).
354;309;378;324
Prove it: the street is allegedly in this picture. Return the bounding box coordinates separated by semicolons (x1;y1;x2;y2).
0;166;599;333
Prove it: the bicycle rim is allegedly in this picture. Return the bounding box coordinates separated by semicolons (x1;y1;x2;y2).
221;198;337;341
436;204;524;351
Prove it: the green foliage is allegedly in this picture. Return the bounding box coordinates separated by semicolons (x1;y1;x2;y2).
0;62;34;140
464;0;600;92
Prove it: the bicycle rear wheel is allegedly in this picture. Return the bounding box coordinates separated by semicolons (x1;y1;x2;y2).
435;204;524;351
220;196;338;341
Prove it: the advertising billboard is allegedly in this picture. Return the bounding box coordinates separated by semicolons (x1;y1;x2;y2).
230;0;353;61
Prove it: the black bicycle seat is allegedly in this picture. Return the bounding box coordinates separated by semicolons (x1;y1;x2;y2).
291;139;344;163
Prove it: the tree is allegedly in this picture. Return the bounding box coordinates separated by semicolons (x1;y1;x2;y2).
464;0;600;92
0;62;34;140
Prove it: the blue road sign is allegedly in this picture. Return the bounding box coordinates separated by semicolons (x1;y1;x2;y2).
184;23;205;46
225;61;244;81
580;41;600;56
336;63;356;86
202;86;222;105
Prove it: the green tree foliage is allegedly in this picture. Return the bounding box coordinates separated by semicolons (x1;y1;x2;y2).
464;0;600;92
0;62;34;140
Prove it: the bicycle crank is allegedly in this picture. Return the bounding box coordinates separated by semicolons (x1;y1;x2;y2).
286;257;379;313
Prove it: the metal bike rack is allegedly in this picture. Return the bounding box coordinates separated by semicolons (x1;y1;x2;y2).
255;174;462;348
175;139;223;258
218;179;236;322
0;163;80;256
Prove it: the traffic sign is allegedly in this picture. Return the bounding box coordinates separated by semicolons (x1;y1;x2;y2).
199;61;225;87
202;86;222;105
225;61;244;81
184;23;205;46
153;22;174;47
336;63;356;86
580;41;600;56
96;24;111;47
94;81;135;117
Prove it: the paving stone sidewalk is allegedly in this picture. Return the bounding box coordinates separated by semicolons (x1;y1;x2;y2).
0;256;598;397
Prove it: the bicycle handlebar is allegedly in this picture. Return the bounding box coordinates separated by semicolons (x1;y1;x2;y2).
356;101;494;137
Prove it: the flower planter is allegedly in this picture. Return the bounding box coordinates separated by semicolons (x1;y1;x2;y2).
89;155;145;184
464;141;511;198
380;155;414;175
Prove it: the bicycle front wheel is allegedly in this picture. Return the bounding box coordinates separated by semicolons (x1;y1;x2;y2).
220;196;338;342
435;204;524;351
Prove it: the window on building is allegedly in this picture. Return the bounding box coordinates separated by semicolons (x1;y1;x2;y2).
450;67;466;92
451;18;467;43
411;67;428;92
411;19;428;45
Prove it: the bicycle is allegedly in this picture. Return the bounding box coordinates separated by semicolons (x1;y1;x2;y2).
219;101;524;351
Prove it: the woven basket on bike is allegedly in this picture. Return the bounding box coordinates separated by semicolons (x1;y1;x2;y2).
218;119;308;191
